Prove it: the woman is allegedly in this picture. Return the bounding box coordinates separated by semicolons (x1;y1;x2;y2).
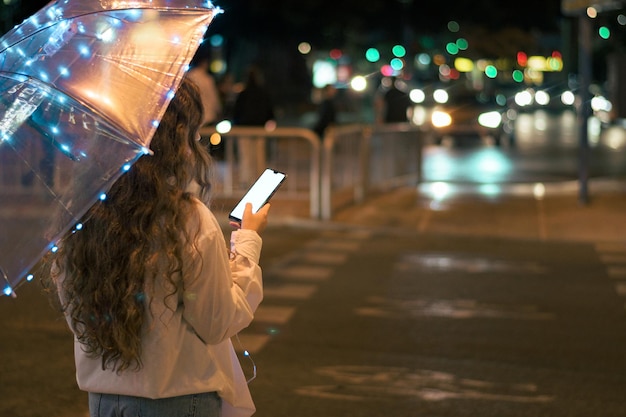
47;77;269;417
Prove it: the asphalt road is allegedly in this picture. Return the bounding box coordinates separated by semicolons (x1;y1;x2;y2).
2;201;626;417
249;224;626;417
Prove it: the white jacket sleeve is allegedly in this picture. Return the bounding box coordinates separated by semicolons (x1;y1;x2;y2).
181;202;263;345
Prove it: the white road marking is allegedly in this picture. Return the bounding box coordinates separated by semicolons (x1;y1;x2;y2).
615;282;626;296
234;333;271;354
264;284;318;299
306;240;362;252
272;265;334;281
301;251;348;265
600;254;626;264
254;305;296;324
607;267;626;279
595;242;626;253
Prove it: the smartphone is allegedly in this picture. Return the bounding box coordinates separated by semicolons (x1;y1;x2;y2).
229;168;287;223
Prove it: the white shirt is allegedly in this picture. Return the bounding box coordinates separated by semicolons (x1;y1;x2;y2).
59;199;263;417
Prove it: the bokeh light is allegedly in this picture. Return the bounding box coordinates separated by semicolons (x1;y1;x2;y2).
380;64;394;77
446;42;459;55
392;45;406;58
298;42;312;54
409;88;425;103
365;47;380;62
350;75;367;91
447;21;460;32
390;58;404;71
598;26;610;39
329;48;342;60
485;65;497;78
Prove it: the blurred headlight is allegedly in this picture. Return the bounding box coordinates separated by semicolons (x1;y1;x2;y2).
535;90;550;106
432;110;452;128
515;90;533;107
561;91;575;106
478;111;502;128
410;88;426;104
591;95;612;112
433;89;449;104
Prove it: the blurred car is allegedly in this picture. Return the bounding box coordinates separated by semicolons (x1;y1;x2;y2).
510;86;576;114
410;85;513;146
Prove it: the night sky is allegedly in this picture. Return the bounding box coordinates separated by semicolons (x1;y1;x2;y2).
14;0;565;46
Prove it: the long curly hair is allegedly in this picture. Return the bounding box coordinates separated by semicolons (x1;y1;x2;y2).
49;77;213;373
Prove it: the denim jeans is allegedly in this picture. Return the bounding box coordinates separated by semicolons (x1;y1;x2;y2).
88;391;221;417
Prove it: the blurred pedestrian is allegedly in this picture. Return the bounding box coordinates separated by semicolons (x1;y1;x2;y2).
186;55;222;125
312;84;337;139
217;72;237;121
233;65;275;187
376;76;411;124
45;77;270;417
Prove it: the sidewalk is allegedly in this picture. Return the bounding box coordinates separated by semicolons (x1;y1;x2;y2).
247;178;626;244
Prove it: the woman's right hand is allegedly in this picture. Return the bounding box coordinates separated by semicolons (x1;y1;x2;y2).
235;202;270;233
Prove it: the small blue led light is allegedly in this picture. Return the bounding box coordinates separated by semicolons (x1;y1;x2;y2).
59;66;70;77
127;10;143;21
166;90;176;100
172;36;181;44
60;144;70;153
122;163;131;171
141;147;150;155
3;286;12;296
78;45;90;57
210;34;223;47
75;223;83;230
26;274;34;281
99;193;107;201
51;245;58;253
52;127;60;135
151;120;160;128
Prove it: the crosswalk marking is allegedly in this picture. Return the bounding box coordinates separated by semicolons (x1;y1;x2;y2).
234;333;270;354
321;230;372;240
264;284;317;299
306;240;362;252
301;252;348;265
616;283;626;296
600;254;626;264
595;242;626;253
272;265;334;281
254;305;296;324
596;244;626;306
608;267;626;279
242;230;363;357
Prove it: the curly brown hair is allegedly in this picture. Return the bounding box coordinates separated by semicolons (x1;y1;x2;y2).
50;77;213;373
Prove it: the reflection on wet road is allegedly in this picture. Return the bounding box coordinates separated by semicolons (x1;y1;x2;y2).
422;112;626;187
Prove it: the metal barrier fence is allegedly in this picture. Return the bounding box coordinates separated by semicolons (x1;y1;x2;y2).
199;126;321;219
202;123;423;220
321;123;423;219
1;123;423;220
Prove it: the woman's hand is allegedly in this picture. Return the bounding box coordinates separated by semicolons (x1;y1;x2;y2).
230;202;270;233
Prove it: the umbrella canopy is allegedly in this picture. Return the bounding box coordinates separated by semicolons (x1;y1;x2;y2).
0;0;220;296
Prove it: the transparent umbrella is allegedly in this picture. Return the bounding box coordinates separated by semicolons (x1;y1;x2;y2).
0;0;220;297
